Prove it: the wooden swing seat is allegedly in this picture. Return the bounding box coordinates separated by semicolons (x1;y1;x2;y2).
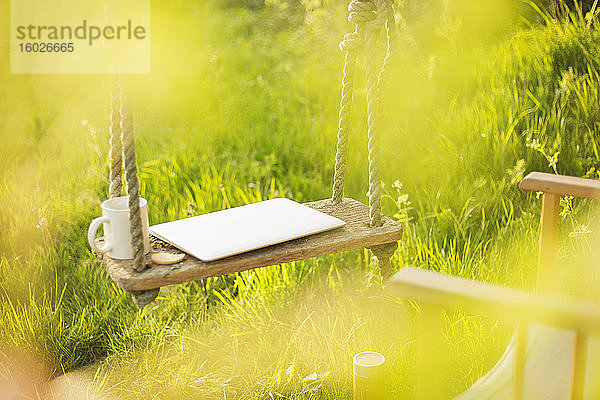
95;198;402;292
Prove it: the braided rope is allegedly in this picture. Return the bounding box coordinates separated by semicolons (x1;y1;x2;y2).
363;24;382;227
331;50;358;204
332;1;376;205
368;241;398;281
120;87;146;272
109;76;123;199
366;0;395;227
331;0;395;227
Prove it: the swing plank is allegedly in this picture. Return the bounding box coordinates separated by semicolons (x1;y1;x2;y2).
95;198;402;291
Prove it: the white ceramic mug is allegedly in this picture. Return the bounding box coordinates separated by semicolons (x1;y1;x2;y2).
88;196;150;259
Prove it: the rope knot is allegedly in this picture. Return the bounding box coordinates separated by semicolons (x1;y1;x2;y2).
339;1;375;52
339;1;385;52
347;1;377;25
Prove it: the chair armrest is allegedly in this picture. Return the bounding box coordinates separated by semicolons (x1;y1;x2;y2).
387;267;600;335
519;171;600;199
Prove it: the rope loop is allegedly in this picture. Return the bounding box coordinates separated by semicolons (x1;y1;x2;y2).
331;0;396;223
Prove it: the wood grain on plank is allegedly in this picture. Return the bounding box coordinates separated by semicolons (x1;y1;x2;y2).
96;198;402;291
519;172;600;199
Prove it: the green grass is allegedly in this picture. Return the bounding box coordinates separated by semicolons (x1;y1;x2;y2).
2;0;600;398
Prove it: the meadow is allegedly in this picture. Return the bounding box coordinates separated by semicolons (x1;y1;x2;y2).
2;0;600;398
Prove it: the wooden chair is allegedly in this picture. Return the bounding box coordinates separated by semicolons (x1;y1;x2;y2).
387;172;600;399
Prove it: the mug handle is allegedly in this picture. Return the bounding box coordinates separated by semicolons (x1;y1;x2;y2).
88;216;112;254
